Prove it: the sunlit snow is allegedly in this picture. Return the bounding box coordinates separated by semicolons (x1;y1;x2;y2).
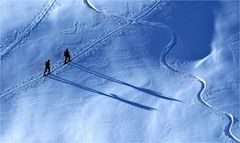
0;0;239;142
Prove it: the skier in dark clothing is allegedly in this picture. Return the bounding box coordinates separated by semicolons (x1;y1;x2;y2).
64;48;71;64
43;59;51;76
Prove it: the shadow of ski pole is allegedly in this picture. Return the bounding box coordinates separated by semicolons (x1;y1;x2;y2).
49;75;157;111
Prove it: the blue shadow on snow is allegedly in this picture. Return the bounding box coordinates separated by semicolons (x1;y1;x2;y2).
49;75;156;111
71;62;183;103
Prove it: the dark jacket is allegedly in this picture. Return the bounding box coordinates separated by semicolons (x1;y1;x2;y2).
64;50;70;57
45;61;50;68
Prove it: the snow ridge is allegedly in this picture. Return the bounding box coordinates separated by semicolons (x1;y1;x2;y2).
70;2;240;141
0;0;57;57
159;23;240;143
133;18;239;142
2;0;239;142
91;2;239;141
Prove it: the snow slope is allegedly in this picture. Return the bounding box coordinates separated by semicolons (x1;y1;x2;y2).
1;0;239;142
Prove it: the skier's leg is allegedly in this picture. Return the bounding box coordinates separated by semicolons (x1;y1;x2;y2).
64;57;67;64
48;67;51;75
43;68;47;76
68;56;70;63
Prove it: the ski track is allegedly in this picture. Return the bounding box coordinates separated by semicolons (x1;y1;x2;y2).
0;0;56;57
156;20;240;143
60;22;79;36
0;1;162;100
84;0;162;23
0;77;42;100
83;1;240;142
2;1;239;141
83;0;101;13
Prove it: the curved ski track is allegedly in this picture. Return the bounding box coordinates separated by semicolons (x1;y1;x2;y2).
0;0;56;57
83;0;101;13
0;1;162;99
83;1;240;142
157;21;240;143
2;1;239;141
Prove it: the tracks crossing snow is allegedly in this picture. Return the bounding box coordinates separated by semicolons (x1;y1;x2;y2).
1;1;239;141
0;1;162;100
86;1;239;141
157;19;240;143
0;0;57;57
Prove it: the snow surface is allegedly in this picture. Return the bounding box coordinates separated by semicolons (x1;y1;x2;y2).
0;0;239;142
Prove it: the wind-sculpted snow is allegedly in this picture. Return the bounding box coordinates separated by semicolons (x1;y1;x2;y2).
0;0;163;101
157;19;240;143
70;1;240;141
1;1;239;142
0;0;56;57
59;22;79;36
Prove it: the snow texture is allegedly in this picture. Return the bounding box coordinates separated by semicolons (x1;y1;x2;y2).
1;0;239;142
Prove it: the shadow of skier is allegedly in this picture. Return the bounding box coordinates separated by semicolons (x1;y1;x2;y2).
49;75;157;111
71;62;183;103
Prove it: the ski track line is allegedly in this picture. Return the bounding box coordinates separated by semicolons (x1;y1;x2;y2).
83;0;101;13
84;0;162;22
60;22;79;36
0;77;42;100
0;1;162;100
95;3;239;140
133;0;162;21
134;19;239;142
158;23;240;142
2;0;239;141
0;0;56;57
78;2;240;141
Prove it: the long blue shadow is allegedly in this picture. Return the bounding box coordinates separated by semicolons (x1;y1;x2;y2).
71;62;183;103
49;75;156;111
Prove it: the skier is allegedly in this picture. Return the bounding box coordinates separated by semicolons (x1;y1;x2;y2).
64;48;71;64
43;59;51;76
